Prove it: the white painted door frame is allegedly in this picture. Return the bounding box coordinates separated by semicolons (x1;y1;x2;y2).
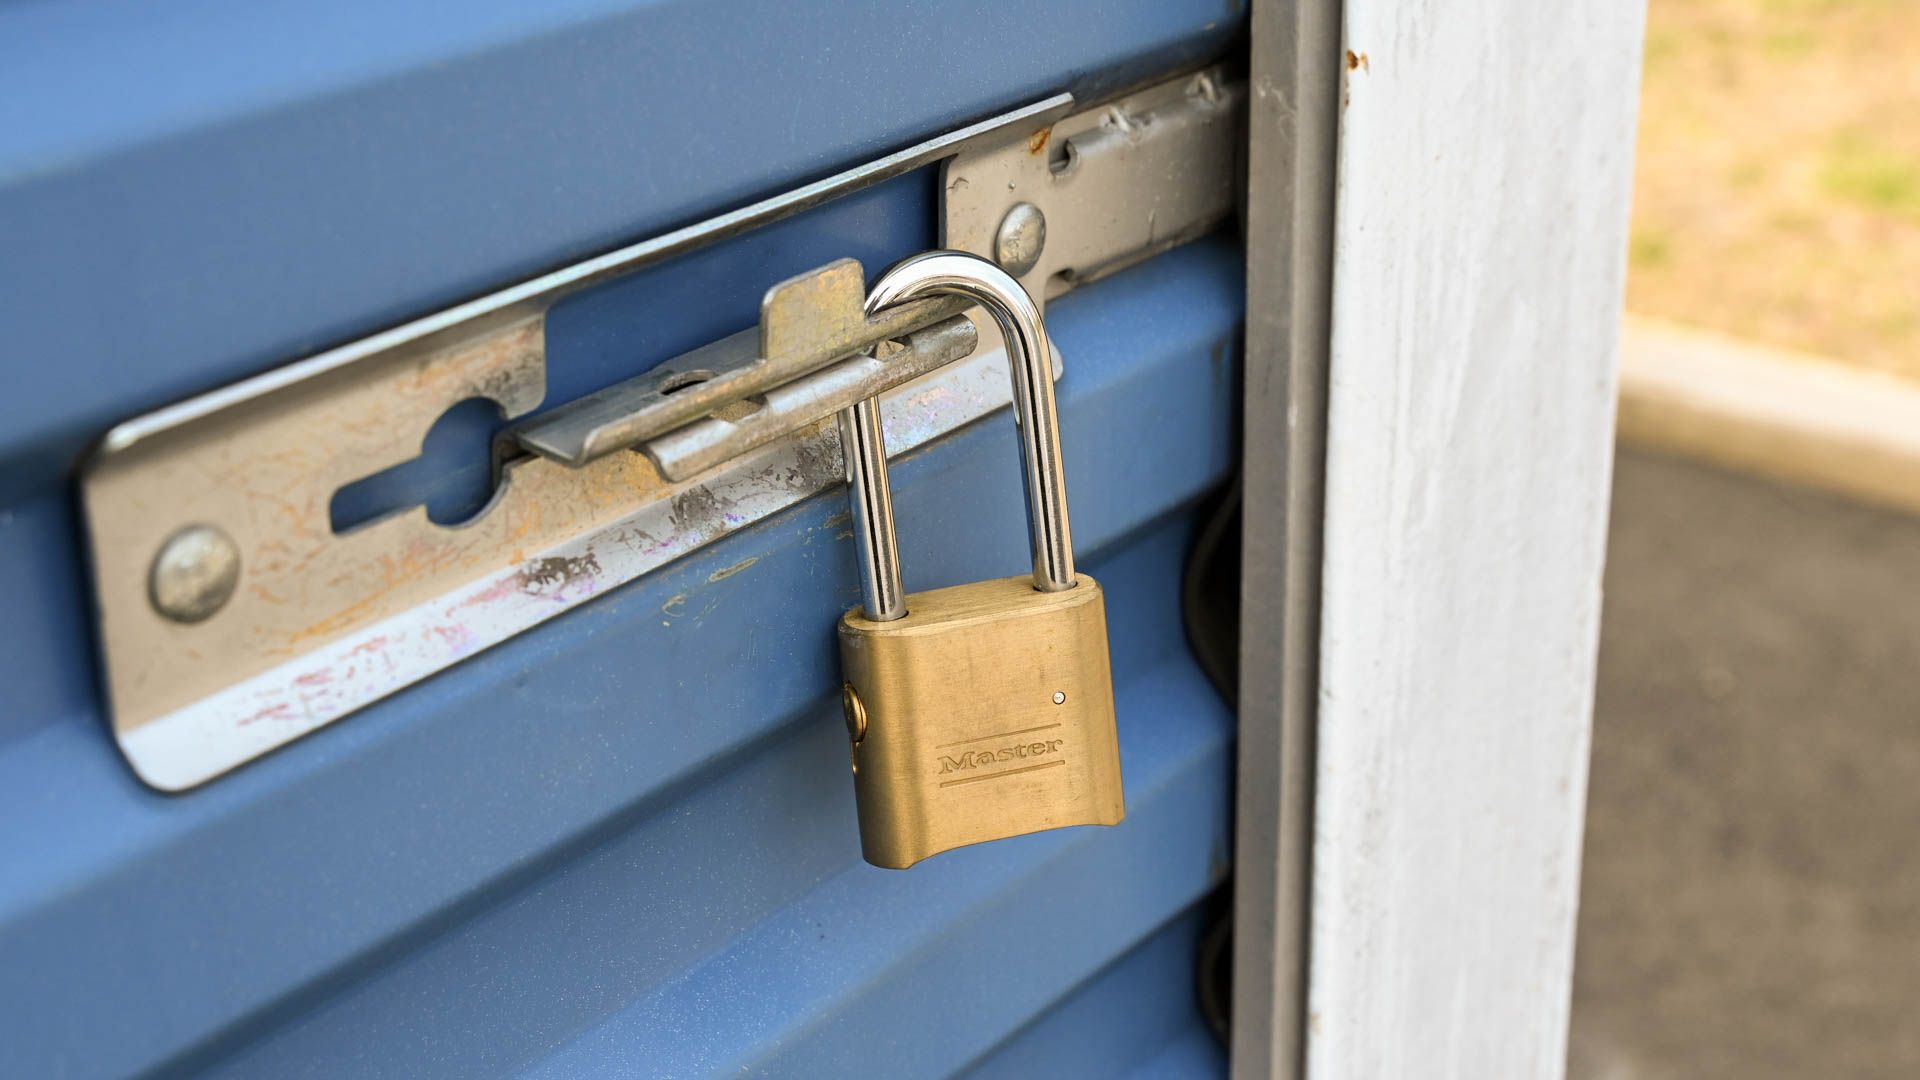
1235;0;1647;1075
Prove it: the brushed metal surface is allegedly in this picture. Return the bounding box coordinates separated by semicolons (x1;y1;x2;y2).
839;575;1123;869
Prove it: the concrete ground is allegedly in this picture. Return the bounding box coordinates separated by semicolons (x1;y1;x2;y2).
1569;448;1920;1078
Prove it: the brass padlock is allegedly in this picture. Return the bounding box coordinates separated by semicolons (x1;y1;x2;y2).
834;251;1124;869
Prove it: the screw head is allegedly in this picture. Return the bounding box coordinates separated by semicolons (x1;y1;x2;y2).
841;682;868;744
1053;691;1067;705
994;202;1047;277
149;524;241;624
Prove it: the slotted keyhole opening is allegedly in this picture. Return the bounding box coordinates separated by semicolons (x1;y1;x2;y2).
329;397;506;534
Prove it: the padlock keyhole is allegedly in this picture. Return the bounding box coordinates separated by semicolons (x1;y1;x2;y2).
329;397;505;534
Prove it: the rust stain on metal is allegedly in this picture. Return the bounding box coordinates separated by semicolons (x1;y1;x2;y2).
1027;127;1051;155
516;553;603;592
288;591;399;646
1346;49;1370;73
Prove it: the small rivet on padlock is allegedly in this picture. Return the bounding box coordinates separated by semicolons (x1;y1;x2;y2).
149;524;241;624
994;203;1046;277
842;682;868;744
1053;691;1067;705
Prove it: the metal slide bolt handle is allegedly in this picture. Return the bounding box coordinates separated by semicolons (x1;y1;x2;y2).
837;250;1077;623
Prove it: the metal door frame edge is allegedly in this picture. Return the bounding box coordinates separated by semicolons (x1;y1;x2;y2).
1234;0;1340;1075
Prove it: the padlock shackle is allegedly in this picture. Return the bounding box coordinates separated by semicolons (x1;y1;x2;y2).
837;394;907;621
842;251;1076;621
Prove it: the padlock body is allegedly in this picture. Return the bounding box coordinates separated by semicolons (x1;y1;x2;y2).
839;574;1123;869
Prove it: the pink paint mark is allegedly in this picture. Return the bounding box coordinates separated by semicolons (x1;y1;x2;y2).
239;702;296;727
458;575;523;609
345;635;390;658
426;623;480;657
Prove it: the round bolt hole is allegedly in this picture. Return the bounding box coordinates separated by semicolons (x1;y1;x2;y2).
1052;691;1067;705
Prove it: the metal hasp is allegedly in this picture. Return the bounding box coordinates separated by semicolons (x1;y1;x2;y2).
512;262;980;482
78;67;1242;791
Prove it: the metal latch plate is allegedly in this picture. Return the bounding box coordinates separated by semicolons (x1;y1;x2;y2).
80;68;1242;790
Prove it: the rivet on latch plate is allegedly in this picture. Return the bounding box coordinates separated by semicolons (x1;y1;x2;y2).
148;524;241;624
994;202;1047;276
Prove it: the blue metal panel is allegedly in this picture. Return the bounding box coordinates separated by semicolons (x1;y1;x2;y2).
202;522;1229;1078
0;240;1241;1076
0;4;1244;1074
964;910;1226;1078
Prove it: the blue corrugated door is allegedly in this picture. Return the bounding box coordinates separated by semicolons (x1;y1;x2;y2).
0;3;1244;1075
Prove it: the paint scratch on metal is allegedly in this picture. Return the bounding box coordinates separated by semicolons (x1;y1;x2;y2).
706;557;760;583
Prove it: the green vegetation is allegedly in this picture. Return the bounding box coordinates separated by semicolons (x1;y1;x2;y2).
1820;133;1920;224
1630;228;1673;270
1628;0;1920;376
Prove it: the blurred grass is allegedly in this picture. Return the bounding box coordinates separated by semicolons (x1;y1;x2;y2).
1821;132;1920;224
1628;0;1920;376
